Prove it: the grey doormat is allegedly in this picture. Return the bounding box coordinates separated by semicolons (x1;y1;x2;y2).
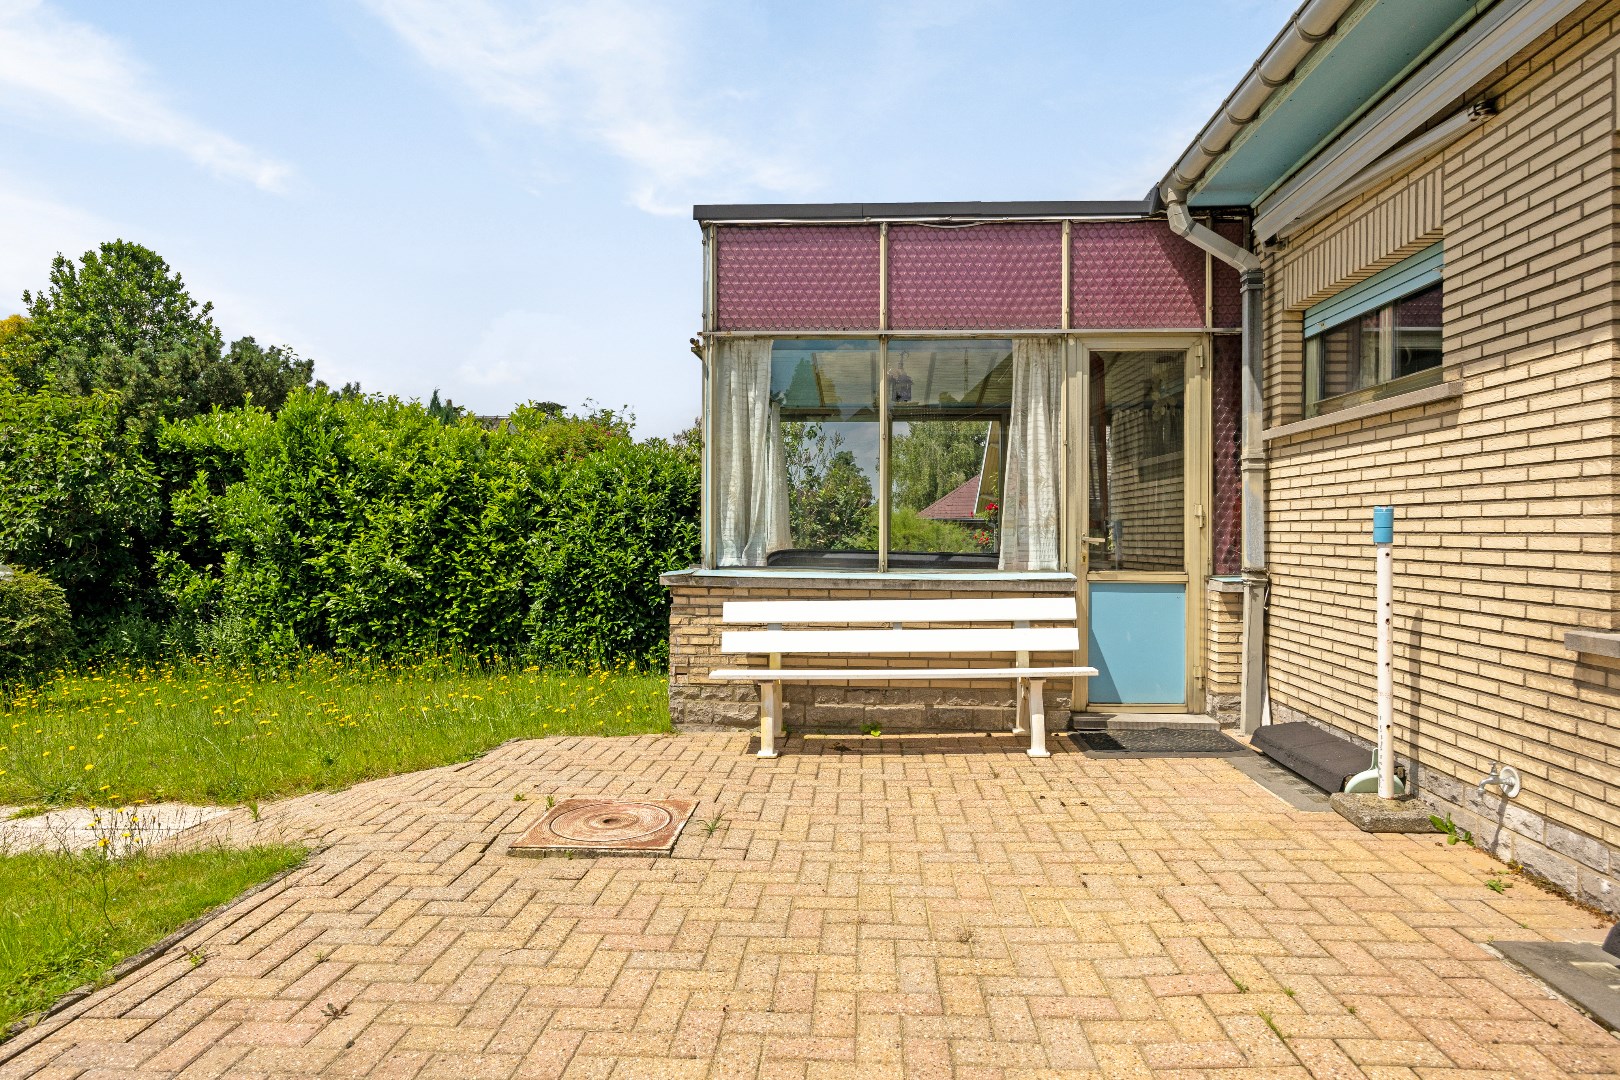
1069;727;1246;757
1493;940;1620;1032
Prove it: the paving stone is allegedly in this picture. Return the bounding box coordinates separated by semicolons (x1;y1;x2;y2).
1;732;1615;1077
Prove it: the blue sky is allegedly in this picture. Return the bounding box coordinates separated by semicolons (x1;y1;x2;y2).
0;0;1294;436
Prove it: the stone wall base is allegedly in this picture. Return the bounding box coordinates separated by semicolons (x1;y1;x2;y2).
1269;702;1620;917
673;680;1073;734
1205;693;1240;729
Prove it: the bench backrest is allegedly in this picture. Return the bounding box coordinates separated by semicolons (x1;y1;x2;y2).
719;597;1079;656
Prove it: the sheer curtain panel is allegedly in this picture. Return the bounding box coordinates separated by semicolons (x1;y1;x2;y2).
713;339;789;566
1000;337;1062;571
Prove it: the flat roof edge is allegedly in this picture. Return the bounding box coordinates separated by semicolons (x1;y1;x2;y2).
693;200;1155;222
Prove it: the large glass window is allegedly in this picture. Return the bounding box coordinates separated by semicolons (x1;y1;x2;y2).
1087;351;1184;572
1306;281;1443;416
886;340;1012;567
772;340;880;567
710;336;1056;571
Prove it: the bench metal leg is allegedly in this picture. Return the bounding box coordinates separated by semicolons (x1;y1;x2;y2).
1026;679;1050;758
1012;677;1028;736
758;682;780;759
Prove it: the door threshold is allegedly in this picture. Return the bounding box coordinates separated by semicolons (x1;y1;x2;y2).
1070;711;1217;731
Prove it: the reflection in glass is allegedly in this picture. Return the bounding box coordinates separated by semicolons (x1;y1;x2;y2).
1394;283;1443;379
1087;351;1184;572
886;340;1013;563
768;340;880;566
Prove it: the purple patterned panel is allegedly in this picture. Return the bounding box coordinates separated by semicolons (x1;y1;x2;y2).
1211;220;1247;328
1212;334;1242;575
887;223;1062;329
715;225;880;331
1070;221;1204;328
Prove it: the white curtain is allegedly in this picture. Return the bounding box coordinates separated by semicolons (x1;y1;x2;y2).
713;339;790;566
1000;337;1062;571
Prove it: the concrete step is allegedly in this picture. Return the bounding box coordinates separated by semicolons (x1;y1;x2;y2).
1069;712;1219;732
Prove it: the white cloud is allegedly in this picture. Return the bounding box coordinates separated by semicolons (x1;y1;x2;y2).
361;0;808;214
0;0;291;191
0;178;108;313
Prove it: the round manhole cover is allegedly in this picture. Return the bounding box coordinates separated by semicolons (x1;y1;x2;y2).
545;801;674;844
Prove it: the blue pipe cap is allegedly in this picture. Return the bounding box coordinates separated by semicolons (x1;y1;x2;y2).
1372;505;1394;544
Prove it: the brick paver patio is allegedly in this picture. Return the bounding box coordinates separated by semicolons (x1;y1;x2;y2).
4;732;1617;1078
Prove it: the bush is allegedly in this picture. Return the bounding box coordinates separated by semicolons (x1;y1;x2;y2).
154;392;698;668
0;567;70;683
0;385;161;635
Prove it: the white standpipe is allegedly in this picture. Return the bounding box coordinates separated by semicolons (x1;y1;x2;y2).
1374;506;1395;800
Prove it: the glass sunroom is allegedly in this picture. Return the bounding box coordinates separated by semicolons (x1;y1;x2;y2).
664;203;1247;731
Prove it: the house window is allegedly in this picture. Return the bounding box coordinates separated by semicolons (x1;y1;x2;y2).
710;337;1060;571
1303;244;1444;416
885;340;1011;567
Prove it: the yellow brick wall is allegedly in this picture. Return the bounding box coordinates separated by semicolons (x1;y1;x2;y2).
1260;1;1620;909
663;572;1079;732
1205;583;1243;724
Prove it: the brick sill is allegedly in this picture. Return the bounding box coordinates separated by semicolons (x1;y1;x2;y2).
1565;630;1620;659
1263;380;1462;444
661;568;1077;591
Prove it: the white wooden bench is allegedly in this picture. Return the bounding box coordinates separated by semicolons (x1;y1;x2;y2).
709;597;1096;759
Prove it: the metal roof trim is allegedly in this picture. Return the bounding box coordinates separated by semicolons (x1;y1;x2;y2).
692;200;1152;223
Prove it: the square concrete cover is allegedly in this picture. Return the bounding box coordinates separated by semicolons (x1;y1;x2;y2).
509;797;696;856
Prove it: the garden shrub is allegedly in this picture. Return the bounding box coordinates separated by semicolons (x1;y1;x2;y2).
0;384;162;637
0;566;70;683
153;391;699;668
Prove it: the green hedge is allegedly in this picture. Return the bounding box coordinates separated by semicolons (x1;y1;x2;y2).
0;385;699;669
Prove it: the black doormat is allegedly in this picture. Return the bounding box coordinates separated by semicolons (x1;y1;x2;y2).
1069;727;1246;757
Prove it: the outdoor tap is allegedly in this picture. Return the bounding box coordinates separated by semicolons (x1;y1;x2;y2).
1477;762;1521;798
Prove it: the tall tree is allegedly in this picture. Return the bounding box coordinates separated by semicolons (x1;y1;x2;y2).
888;418;989;512
12;240;313;433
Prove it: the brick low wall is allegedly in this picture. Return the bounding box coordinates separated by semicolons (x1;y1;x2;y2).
661;571;1080;733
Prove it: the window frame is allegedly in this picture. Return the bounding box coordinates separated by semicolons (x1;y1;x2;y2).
767;336;1017;571
1303;244;1444;418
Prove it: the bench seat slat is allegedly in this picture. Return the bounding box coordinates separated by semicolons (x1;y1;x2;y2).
722;627;1078;655
721;597;1076;624
710;666;1097;682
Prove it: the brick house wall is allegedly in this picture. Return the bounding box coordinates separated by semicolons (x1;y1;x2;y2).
1258;1;1620;911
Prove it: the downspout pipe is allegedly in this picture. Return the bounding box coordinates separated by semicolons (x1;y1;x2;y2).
1151;2;1356;733
1164;193;1268;734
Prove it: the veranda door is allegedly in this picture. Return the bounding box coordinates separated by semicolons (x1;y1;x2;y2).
1073;341;1207;712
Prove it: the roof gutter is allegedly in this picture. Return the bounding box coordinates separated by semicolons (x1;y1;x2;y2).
1161;0;1362;205
1157;0;1363;734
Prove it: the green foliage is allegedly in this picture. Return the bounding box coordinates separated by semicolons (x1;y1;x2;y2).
11;241;311;435
154;393;697;667
881;508;983;554
0;384;162;632
783;422;874;549
1430;812;1473;846
0;844;305;1030
0;567;71;684
0;239;697;670
889;419;989;512
425;388;462;424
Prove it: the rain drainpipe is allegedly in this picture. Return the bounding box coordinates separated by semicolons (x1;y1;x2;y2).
1157;0;1359;732
1164;196;1268;734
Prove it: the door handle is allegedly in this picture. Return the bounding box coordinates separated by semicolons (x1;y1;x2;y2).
1083;536;1107;545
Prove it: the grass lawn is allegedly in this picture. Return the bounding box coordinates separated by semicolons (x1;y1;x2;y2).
0;844;306;1032
1;659;671;806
